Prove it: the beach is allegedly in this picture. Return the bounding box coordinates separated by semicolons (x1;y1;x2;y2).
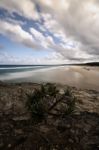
1;0;99;149
0;82;99;150
0;65;99;90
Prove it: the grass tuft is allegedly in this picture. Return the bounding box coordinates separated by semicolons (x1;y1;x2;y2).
26;84;76;122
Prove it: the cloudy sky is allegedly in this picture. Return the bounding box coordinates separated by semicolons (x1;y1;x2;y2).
0;0;99;64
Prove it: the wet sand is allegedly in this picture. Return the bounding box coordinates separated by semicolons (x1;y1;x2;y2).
0;66;99;90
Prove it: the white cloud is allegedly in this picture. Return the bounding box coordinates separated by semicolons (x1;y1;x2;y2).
30;27;54;48
0;51;64;65
39;0;69;12
41;13;60;32
0;0;99;63
0;20;54;52
30;28;47;48
0;20;31;46
35;0;99;62
0;20;45;49
0;0;39;20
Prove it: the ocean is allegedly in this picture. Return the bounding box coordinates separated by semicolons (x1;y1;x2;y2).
0;65;58;82
0;65;50;75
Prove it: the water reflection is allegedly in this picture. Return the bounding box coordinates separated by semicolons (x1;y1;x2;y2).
0;66;99;90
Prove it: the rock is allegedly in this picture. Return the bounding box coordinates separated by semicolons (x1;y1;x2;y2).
12;114;30;121
59;89;65;95
15;129;23;135
8;144;12;148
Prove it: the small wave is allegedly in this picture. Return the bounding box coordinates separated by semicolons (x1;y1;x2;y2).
0;66;41;70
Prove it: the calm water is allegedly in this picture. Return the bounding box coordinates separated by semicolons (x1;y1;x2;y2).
0;65;99;90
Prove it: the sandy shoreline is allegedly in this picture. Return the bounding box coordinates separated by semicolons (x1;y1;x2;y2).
1;66;99;90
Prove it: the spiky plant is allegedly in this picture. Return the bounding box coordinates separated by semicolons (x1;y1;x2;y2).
26;89;45;122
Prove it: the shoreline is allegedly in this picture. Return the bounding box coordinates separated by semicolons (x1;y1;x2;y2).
0;65;99;91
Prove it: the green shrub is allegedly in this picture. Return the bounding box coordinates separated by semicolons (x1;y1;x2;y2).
45;83;59;96
63;93;76;116
64;87;72;96
26;84;76;121
26;89;45;122
26;84;58;122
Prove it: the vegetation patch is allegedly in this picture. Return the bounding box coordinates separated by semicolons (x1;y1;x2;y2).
26;84;76;122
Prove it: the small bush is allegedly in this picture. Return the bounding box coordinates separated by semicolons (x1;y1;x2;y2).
46;83;59;96
26;84;76;122
63;87;76;116
65;96;76;115
26;84;59;122
26;89;45;122
41;83;59;97
64;87;72;96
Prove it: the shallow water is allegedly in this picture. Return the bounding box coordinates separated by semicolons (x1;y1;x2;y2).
0;65;99;90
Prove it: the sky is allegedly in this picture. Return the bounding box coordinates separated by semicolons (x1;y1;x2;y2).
0;0;99;64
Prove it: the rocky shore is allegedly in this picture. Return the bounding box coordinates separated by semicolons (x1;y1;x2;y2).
0;82;99;150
